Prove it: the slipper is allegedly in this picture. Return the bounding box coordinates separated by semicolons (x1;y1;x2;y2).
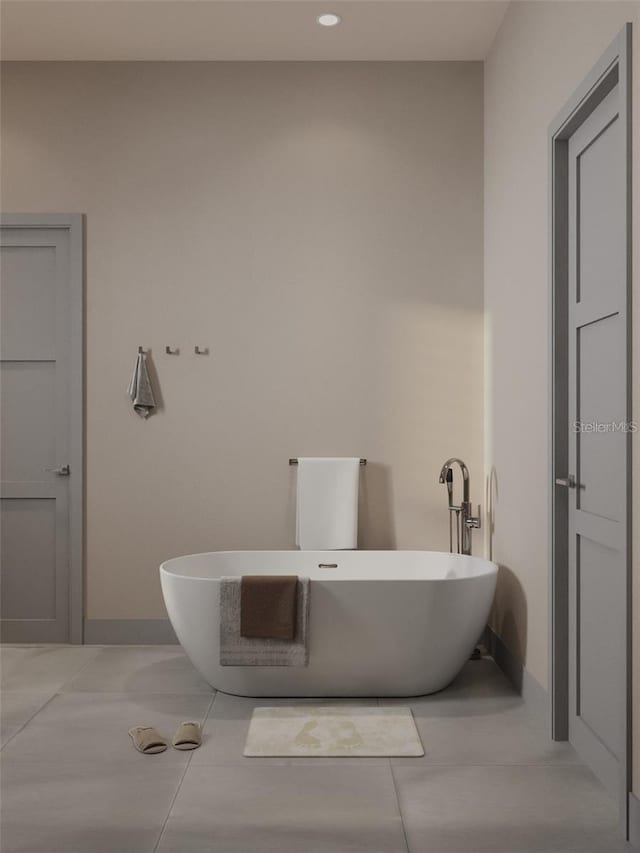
173;721;202;751
128;726;168;755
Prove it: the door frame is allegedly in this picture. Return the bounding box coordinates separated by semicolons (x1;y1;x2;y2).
549;24;632;826
0;213;84;644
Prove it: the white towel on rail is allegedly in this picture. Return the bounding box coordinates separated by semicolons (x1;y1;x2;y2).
295;457;360;550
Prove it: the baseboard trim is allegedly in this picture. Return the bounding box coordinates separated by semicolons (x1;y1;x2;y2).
485;626;550;735
629;792;640;847
83;619;178;645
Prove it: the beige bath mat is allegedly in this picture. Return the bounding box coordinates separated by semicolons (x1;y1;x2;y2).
244;706;424;757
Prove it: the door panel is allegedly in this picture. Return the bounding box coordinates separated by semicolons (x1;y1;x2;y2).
577;313;626;521
1;362;57;482
0;223;79;643
577;117;625;307
0;499;57;619
0;245;57;360
577;535;624;759
566;83;627;805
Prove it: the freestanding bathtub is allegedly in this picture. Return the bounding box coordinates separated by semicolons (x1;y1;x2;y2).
160;550;497;697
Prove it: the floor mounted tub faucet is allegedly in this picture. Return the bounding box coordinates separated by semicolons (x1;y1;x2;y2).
438;458;481;556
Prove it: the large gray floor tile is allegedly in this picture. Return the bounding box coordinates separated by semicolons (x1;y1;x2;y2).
381;659;577;767
0;692;52;747
193;691;388;766
156;764;407;853
0;760;184;853
1;645;100;692
382;696;578;767
64;646;213;694
394;764;629;853
1;691;213;764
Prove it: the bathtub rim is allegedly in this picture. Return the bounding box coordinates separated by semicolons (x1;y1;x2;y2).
159;549;498;583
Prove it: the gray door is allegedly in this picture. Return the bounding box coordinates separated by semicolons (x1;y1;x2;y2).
1;215;83;643
564;82;628;805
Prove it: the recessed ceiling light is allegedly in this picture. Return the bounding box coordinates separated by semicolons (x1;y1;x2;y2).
317;13;341;27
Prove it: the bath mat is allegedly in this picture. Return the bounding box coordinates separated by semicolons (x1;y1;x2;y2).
243;706;424;757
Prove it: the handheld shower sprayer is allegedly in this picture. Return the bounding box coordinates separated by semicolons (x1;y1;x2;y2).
439;467;457;552
445;467;453;506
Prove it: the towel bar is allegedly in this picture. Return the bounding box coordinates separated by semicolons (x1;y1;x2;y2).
289;458;367;466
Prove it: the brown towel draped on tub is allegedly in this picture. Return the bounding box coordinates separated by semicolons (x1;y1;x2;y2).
240;576;298;640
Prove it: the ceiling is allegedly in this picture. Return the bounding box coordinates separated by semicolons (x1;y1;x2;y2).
0;0;509;61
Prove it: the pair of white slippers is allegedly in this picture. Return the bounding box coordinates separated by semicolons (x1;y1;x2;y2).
128;721;202;754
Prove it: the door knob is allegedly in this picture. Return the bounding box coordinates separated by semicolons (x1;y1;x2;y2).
555;475;584;489
555;475;576;488
44;465;70;476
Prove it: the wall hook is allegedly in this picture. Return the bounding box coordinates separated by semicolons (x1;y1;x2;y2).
165;346;180;355
138;346;148;354
194;346;209;355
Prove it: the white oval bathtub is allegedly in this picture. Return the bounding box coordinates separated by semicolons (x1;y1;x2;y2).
160;550;497;697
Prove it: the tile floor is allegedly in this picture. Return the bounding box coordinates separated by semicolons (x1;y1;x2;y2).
0;645;631;853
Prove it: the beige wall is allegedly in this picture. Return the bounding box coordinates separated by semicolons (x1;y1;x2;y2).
484;0;639;729
1;61;484;619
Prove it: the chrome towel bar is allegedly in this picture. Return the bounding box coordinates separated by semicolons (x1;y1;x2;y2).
289;458;366;466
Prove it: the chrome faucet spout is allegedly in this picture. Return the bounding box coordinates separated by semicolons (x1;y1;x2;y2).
439;458;470;504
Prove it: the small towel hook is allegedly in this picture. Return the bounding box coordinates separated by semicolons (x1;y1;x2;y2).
194;346;209;355
165;346;179;355
138;346;148;354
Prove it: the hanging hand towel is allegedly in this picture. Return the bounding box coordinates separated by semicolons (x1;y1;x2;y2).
127;351;156;419
220;576;310;667
295;457;360;550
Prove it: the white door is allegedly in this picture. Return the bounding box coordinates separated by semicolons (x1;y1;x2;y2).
0;215;83;643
